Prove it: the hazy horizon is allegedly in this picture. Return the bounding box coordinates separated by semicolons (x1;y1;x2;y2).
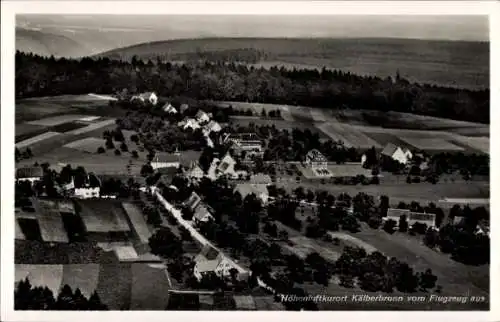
17;14;489;42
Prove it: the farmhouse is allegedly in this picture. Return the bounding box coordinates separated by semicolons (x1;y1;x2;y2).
225;133;264;158
196;110;211;124
131;92;158;106
73;174;101;199
234;184;269;204
384;208;411;225
193;204;214;223
408;212;436;228
380;143;410;165
216;153;237;177
162;102;177;114
305;149;328;170
186;162;205;180
203;120;222;135
16;166;43;184
180;118;201;131
193;245;239;281
151;152;180;170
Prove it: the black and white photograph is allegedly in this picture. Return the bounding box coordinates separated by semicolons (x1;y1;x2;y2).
1;1;498;320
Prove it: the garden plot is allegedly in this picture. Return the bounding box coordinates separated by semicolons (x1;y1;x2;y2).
15;131;62;149
64;137;106;153
76;200;131;233
26;114;89;126
122;203;152;245
326;232;378;254
130;263;171;310
327;163;373;178
15;264;64;295
60;264;100;298
32;199;69;243
400;137;465;152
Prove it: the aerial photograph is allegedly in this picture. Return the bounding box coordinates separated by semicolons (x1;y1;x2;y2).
12;13;490;311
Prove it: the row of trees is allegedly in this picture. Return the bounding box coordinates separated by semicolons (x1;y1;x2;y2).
16;51;489;123
15;278;107;310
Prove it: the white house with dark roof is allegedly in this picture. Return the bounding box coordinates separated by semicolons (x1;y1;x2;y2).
193;245;238;281
73;174;101;199
203;120;222;135
195;110;211;124
180;118;201;131
131;92;158;106
305;149;328;170
162;102;177;114
16;166;44;184
151;152;180;169
380;143;410;165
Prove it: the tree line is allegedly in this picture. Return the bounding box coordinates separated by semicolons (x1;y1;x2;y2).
16;51;489;123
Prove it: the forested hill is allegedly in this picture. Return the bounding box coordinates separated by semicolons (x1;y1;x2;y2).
97;37;489;90
15;51;490;124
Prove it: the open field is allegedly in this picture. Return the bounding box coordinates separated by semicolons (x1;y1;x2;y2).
64;137;106;153
16;131;62;149
60;263;101;298
327;232;378;253
316;122;381;149
277;181;489;205
27;114;90;127
15;262;170;310
400;137;465;152
290;236;341;262
449;136;489;154
229;117;329;139
15;264;64;296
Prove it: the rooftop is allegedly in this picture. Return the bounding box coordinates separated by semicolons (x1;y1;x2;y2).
380;143;400;157
306;149;327;162
234;183;268;199
16;166;43;179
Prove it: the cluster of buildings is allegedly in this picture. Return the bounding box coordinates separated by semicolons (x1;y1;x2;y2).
16;166;102;199
384;208;437;229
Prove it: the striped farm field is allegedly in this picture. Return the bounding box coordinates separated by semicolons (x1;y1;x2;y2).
15;131;62;149
64;137;106;153
360;131;412;149
317;122;381;149
450;135;489;154
400;137;465;152
67;119;116;135
121;203;152;245
26;114;90;127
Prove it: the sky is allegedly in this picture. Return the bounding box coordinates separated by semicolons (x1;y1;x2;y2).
17;14;489;41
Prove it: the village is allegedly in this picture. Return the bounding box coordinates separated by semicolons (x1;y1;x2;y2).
14;90;490;310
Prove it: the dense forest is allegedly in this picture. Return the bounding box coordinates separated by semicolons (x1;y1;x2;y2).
16;51;489;123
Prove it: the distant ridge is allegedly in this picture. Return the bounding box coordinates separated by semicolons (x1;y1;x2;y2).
16;28;89;58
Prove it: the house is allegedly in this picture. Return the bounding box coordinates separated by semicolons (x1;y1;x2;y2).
193;245;238;281
162;102;177;114
131;92;158;106
73;174;101;199
195;110;211;124
151;152;180;169
203;120;222;135
187;162;205;180
408;212;436;228
193;204;214;223
16;166;43;184
234;183;269;204
305;149;328;170
216;153;237;177
184;191;202;212
384;208;411;223
181;118;201;131
225;133;263;158
380;143;410;165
